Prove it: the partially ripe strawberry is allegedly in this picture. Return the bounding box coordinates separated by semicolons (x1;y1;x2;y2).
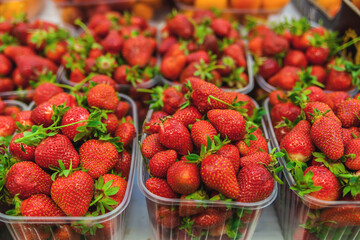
87;84;119;110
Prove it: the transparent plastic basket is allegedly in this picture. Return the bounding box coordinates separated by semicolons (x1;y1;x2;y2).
137;98;278;240
263;98;360;240
0;93;138;240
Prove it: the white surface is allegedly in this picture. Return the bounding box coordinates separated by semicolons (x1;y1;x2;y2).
38;1;304;239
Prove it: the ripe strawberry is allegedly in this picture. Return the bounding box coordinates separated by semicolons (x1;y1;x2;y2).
101;30;123;54
179;62;197;83
100;174;127;209
280;120;315;162
167;14;194;39
113;65;128;84
186;50;210;64
172;106;202;127
326;69;353;91
45;42;67;65
4;106;21;118
158;37;177;55
15;55;58;81
31;102;55;127
6;161;52;199
326;91;350;113
0;78;14;92
53;225;81;240
141;133;166;159
216;144;241;174
51;171;94;216
155;206;180;229
87;84;119;111
303;166;340;201
20;194;65;217
114;122;135;147
0;54;12;75
3;45;35;61
191;120;217;148
69;68;85;83
269;90;287;106
89;74;117;88
33;83;64;106
159;119;193;156
48;92;77;108
145;177;178;198
35;134;80;169
101;113;118;135
9;133;36;161
0;116;15;137
122;35;155;67
344;138;360;170
239;151;272;168
161;87;186;114
309;65;327;85
211;18;231;37
262;32;289;57
237;131;268;156
320;205;360;228
207;109;246;142
268;66;300;90
284;50;308;68
115;101;130;119
178;191;207;217
291;32;313;50
270;102;301;125
303;102;339;123
149;150;177;178
191;208;232;229
11;224;51;240
237;163;274;202
114;150;131;180
201;154;240;199
306;86;333;108
342;127;359;146
228;92;256;116
306;46;329;65
224;44;246;68
61;107;89;141
167;161;200;195
14;111;34;129
161;54;187;81
259;58;281;80
336;99;360;128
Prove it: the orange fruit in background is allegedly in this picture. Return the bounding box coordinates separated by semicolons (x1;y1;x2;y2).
133;3;154;19
194;0;228;9
230;0;261;9
316;0;341;10
352;0;360;9
262;0;289;10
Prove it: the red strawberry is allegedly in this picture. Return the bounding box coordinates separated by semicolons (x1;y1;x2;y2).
239;151;272;168
172;106;202;127
280;120;315;162
270;102;301;125
15;55;58;81
9;132;36;161
145;177;178;198
306;86;333;108
159;119;193;155
114;122;136;147
115;101;130;119
87;84;119;110
0;78;15;92
320;206;360;228
249;36;264;56
179;191;207;217
161;87;186;114
158;37;177;55
149;150;177;178
69;68;85;83
141;133;166;159
33;83;64;106
51;171;94;216
207;109;246;142
114;150;131;180
48;92;77;108
61;107;89;141
20;194;65;217
237;163;274;202
303;166;340;201
229;92;256;116
191;120;217;148
201;154;240;199
45;42;67;65
191;208;232;229
12;224;51;240
326;68;353;91
35;134;80;169
269;90;287;106
224;44;246;68
122;35;155;67
326;91;350;113
13;111;32;127
309;65;327;84
3;45;35;61
31;102;55;127
303;101;339;123
306;46;329;65
259;58;281;79
342;127;359;146
262;32;289;57
6;161;52;199
102;113;118;135
100;174;127;208
284;50;308;68
216;144;240;173
236;131;268;156
4;106;21;118
167;14;194;39
155;206;180;229
181;77;205;93
344;138;360;170
186;50;210;64
101;30;123;54
53;225;81;240
161;54;187;81
89;74;117;88
336;99;360;128
291;32;313;50
80;140;118;179
268;66;300;90
167;161;200;195
0;116;15;137
113;65;128;84
210;18;231;37
0;54;12;75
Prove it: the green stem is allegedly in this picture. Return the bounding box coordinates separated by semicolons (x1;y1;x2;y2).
336;36;360;52
208;95;233;108
90;193;104;206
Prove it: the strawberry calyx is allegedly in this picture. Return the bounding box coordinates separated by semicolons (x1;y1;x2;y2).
330;59;360;89
222;67;248;89
99;134;124;153
71;212;104;235
90;175;120;215
290;165;323;197
272;17;311;36
50;160;83;181
309;108;331;124
242;123;259;147
274;117;296;130
192;18;213;45
266;148;285;184
92;53;118;76
208;95;248;116
29;72;57;88
5;194;21;216
0;33;18;52
338;173;360;199
179;216;196;238
194;57;225;81
299;68;325;89
180;81;194;109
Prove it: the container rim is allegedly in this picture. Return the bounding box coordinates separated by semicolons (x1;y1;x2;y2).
137;97;278;210
0;93;138;224
3;100;28;111
263;97;360;206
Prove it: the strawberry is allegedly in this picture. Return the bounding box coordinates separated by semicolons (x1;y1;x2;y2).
326;68;353;91
80;140;118;179
207;109;246;142
344;138;360;170
122;35;155;67
35;134;80;169
0;116;15;137
270;102;301;125
3;45;35;61
191;120;217;148
102;113;118;135
249;36;264;56
53;225;81;240
291;32;313;50
239;151;272;168
15;111;34;129
4;106;21;118
114;150;131;180
158;37;177;55
237;163;274;202
284;50;308;68
0;78;14;92
167;161;200;195
6;161;52;199
229;92;256;116
191;208;232;229
216;144;241;174
186;50;210;64
0;54;12;76
31;102;55;127
162;87;186;114
201;154;240;199
223;44;247;68
179;191;207;217
262;32;289;57
259;58;280;79
268;66;300;90
19;194;65;217
145;177;178;198
280;120;315;162
12;224;51;240
45;42;67;65
48;92;77;108
95;174;127;210
9;133;36;161
15;55;58;81
172;106;202;127
114;122;136;147
309;65;327;85
33;83;64;106
89;74;116;88
69;68;85;83
141;133;166;159
210;18;231;37
87;84;119;111
336;99;360;128
155;206;180;229
342;127;359;146
51;170;94;216
167;14;194;39
101;30;123;54
269;90;287;106
61;107;90;141
303;102;339;123
326;91;350;113
115;101;130;119
113;65;128;84
161;54;187;81
306;46;329;65
306;86;333;108
302;166;341;201
236;131;268;156
149;150;177;178
159;119;193;156
320;206;360;228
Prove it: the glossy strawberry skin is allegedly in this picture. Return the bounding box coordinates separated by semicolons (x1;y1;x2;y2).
327;91;351;113
191;120;217;149
0;115;15;137
145;178;178;198
239;151;272;168
270;102;301;125
320;205;360;228
20;194;65;217
115;122;136;147
259;58;280;79
284;50;308;68
149;150;177;178
167;14;194;39
33;83;64;106
237;131;268;156
141;133;166;159
336;99;360;128
155;206;180;229
344;139;360;170
167;161;200;195
216;144;241;173
102;174;127;208
303;101;339;123
87;84;119;111
122;35;155;67
61;107;90;141
114;150;131;180
9;132;36;161
268;66;300;90
191;208;232;229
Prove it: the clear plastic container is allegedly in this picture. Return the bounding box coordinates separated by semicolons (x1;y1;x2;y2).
263;98;360;240
2;100;28;112
138;98;278;240
0;0;44;20
1;93;138;240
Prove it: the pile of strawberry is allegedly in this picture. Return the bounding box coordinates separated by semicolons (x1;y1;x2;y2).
268;83;360;237
0;14;69;96
140;77;282;239
159;10;250;90
62;11;158;87
0;80;137;239
249;17;359;92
